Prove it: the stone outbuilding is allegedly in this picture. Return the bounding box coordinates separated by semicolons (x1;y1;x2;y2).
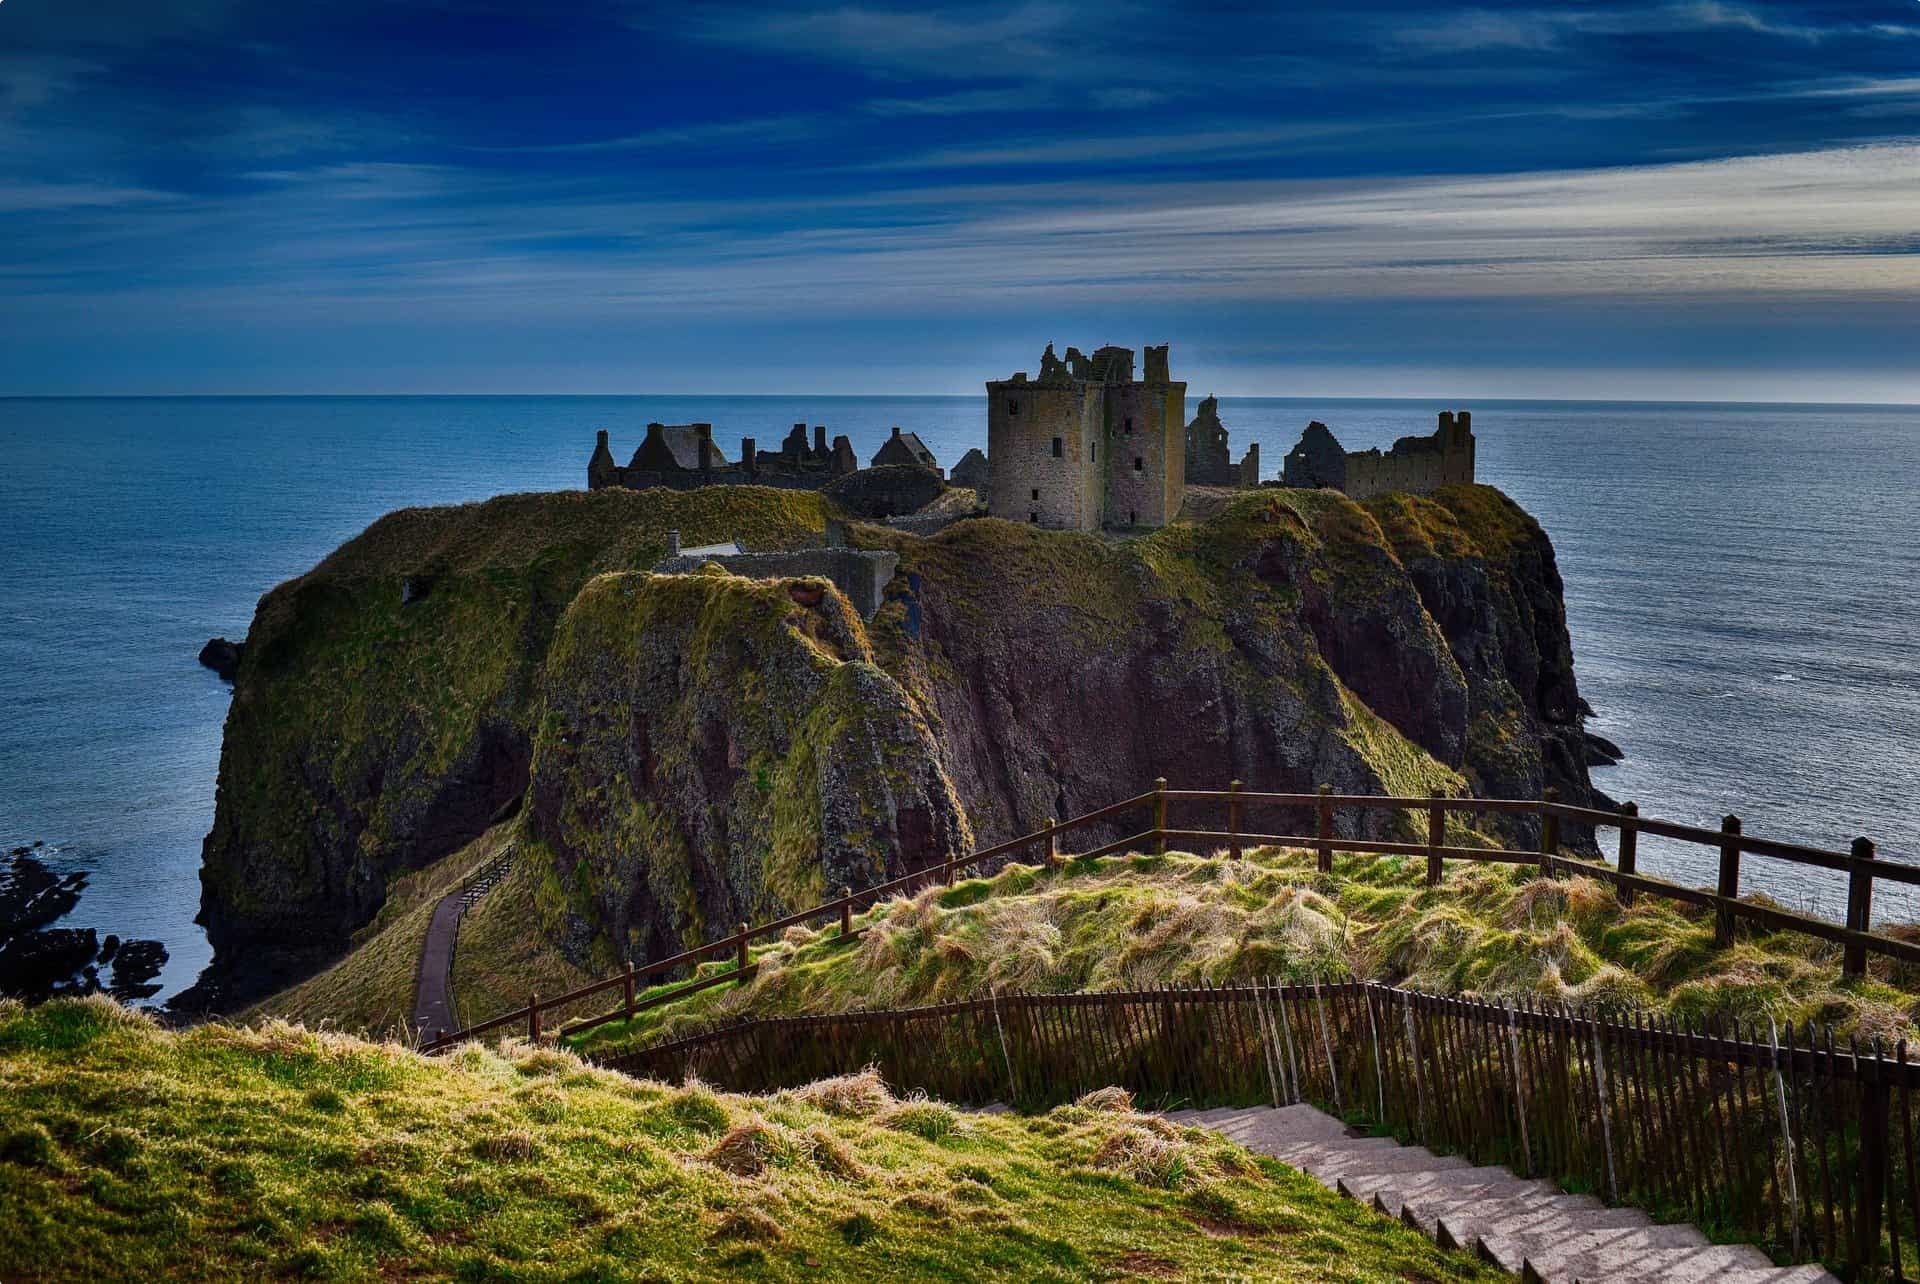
870;426;941;476
949;448;990;492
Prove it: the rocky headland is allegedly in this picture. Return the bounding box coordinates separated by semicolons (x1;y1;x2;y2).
185;480;1602;1016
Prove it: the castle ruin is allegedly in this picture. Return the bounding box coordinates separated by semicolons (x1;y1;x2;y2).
589;421;866;492
1282;412;1475;499
985;342;1186;531
1184;395;1259;488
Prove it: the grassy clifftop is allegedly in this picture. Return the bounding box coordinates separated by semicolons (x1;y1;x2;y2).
571;844;1919;1057
0;997;1496;1282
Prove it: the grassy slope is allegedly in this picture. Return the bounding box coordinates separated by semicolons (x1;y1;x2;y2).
0;998;1497;1283
572;845;1920;1056
249;824;515;1037
451;849;596;1026
206;486;835;938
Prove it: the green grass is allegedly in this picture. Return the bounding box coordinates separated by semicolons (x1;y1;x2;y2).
570;845;1920;1057
249;824;517;1037
0;997;1499;1282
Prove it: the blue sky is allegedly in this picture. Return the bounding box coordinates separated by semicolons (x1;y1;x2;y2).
3;1;1919;398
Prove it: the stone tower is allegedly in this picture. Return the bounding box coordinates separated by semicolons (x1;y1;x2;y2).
984;342;1186;531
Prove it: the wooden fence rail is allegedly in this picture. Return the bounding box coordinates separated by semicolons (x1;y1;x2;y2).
596;981;1920;1280
423;779;1904;1054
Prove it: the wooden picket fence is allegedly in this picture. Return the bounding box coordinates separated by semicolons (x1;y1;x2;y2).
597;981;1920;1280
422;778;1905;1054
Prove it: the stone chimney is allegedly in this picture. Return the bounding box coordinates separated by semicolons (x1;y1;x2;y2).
666;529;681;557
813;425;827;455
741;437;757;475
891;425;902;438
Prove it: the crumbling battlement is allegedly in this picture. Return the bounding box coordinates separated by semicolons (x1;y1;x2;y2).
590;422;863;493
985;341;1186;532
1281;411;1475;499
1184;395;1260;488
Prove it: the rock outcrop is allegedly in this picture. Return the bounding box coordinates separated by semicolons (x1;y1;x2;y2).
858;485;1598;851
195;480;1599;1014
186;486;838;1009
525;569;969;972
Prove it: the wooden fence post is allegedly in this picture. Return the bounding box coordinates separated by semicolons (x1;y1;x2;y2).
1316;784;1334;874
1858;1071;1890;1272
1616;802;1638;907
1426;789;1445;887
840;886;853;937
1153;778;1168;855
1844;837;1876;978
735;922;750;980
528;993;541;1041
1228;781;1244;862
1715;816;1741;948
1538;787;1559;877
623;964;636;1019
1044;820;1059;869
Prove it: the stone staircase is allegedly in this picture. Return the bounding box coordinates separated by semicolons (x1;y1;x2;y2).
1165;1104;1837;1283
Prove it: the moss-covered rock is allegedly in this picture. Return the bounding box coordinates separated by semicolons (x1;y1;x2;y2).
856;484;1594;851
209;480;1597;1024
190;487;835;1009
526;569;970;971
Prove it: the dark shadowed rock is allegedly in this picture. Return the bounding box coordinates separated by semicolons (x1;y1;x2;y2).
198;637;246;681
1584;732;1625;766
0;927;99;1000
0;854;84;937
107;939;168;999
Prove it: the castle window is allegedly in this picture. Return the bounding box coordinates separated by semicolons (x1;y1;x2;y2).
1031;488;1039;501
1009;400;1020;416
1029;511;1039;523
1133;457;1143;472
1051;436;1062;458
1129;509;1138;525
1125;417;1133;433
1090;442;1097;462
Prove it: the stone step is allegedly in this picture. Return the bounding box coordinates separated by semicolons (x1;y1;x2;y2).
1503;1225;1774;1283
1574;1266;1838;1284
1336;1165;1517;1207
1372;1176;1553;1222
1420;1193;1643;1245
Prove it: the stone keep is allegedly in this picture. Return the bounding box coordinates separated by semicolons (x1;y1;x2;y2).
984;342;1187;531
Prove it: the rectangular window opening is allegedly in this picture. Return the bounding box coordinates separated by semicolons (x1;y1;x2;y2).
1051;436;1063;458
1090;442;1097;461
1029;511;1039;523
1009;400;1020;416
1031;488;1039;501
1133;457;1144;472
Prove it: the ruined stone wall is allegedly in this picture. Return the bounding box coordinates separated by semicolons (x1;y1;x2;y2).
653;548;901;619
986;380;1103;530
1104;382;1185;526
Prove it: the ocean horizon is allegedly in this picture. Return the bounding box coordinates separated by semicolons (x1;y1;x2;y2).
4;392;1916;1005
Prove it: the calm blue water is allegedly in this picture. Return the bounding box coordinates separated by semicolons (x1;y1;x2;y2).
2;396;1916;1001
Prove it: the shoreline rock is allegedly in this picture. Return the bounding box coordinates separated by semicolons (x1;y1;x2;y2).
197;636;246;682
0;851;169;1004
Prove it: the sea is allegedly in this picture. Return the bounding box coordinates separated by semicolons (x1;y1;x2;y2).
2;396;1916;1003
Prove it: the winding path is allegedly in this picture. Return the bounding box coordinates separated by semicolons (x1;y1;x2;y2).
410;890;466;1041
410;848;516;1041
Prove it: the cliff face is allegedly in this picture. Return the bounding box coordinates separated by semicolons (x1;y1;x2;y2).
524;569;970;973
187;487;836;1009
195;481;1596;1013
860;485;1596;849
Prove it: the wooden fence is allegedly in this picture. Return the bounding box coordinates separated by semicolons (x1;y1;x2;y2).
597;981;1920;1279
422;778;1904;1054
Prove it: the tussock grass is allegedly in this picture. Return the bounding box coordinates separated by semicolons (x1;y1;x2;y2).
574;846;1920;1056
0;998;1497;1282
